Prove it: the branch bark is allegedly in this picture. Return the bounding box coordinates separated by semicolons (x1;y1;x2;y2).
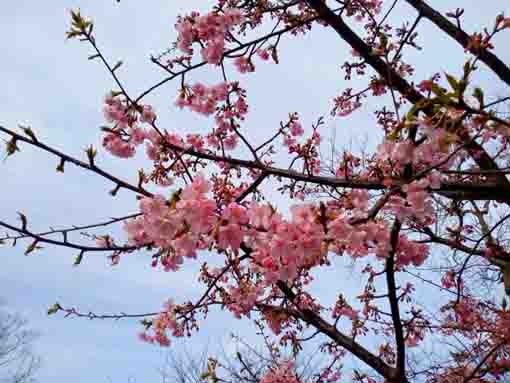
385;220;406;382
274;281;402;382
404;0;510;87
303;0;510;189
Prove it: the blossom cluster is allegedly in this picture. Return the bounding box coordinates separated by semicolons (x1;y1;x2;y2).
176;82;229;116
123;176;432;281
281;115;322;176
259;361;299;383
175;81;249;151
226;282;263;319
139;300;183;346
176;9;244;64
102;95;157;158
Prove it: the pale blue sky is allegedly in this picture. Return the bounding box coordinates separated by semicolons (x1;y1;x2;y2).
1;1;509;382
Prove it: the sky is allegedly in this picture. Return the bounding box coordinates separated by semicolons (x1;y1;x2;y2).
1;1;510;382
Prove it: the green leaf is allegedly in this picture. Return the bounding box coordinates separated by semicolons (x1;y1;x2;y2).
20;125;37;142
473;87;484;108
457;80;468;97
445;73;459;92
169;188;183;209
463;60;472;81
74;251;84;266
24;240;40;256
379;33;388;50
5;137;19;157
56;158;65;173
47;303;61;316
140;318;152;329
431;83;446;96
85;145;97;166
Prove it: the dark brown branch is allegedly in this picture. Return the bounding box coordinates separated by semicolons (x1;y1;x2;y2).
0;126;152;197
304;0;424;104
303;0;510;189
137;15;323;103
55;304;160;320
275;280;401;381
239;242;398;381
0;219;137;253
0;213;141;242
235;172;268;203
4;124;510;202
164;141;510;201
462;339;508;383
404;0;510;88
419;227;486;256
385;220;406;382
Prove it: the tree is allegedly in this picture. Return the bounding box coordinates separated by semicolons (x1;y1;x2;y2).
0;303;40;383
160;336;324;383
2;0;510;382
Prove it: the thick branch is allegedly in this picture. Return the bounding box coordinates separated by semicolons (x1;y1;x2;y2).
274;280;401;381
164;141;510;201
303;0;510;188
386;220;406;382
238;242;398;380
4;124;510;201
419;227;486;256
404;0;510;88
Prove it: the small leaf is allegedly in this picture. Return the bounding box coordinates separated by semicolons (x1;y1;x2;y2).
457;80;468;98
85;145;97;166
65;30;81;39
5;137;20;157
67;9;93;39
47;303;61;316
430;83;446;96
137;169;146;189
56;158;65;173
17;212;28;231
473;87;484;108
109;184;121;196
20;125;37;142
463;60;472;81
140;318;152;330
169;188;183;209
445;72;459;92
24;240;40;256
379;33;388;50
74;251;84;266
271;47;279;64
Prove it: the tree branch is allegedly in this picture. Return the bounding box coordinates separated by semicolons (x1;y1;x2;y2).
404;0;510;88
303;0;510;189
385;220;406;382
0;126;152;197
